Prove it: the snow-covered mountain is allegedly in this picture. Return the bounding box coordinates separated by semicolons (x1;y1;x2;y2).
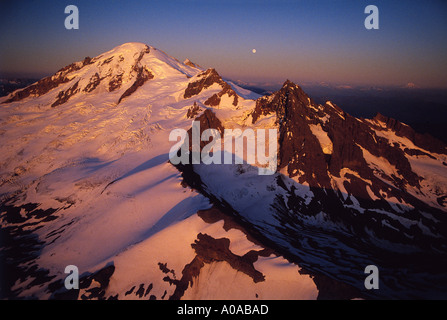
0;42;446;300
184;80;447;299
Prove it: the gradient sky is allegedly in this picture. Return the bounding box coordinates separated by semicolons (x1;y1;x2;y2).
1;0;446;88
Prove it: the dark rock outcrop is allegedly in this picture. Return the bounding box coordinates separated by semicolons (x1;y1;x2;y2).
186;102;202;119
252;80;332;188
51;80;80;107
246;79;447;262
184;68;238;106
117;66;154;104
184;59;201;68
108;74;123;92
83;73;101;93
3;57;93;104
184;69;221;99
186;108;225;151
169;233;269;300
251;80;445;199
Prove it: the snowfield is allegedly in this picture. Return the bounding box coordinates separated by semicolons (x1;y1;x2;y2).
0;42;321;300
1;42;446;300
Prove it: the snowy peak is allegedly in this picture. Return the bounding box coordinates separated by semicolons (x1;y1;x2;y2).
1;42;204;108
1;42;447;300
3;43;152;105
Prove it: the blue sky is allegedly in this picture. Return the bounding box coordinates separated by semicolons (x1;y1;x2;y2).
1;0;446;87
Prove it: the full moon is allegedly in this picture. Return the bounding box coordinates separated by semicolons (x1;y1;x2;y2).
252;49;256;54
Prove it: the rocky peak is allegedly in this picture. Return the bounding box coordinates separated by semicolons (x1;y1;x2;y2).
251;80;314;124
183;59;201;69
373;113;446;155
251;80;444;210
281;79;310;102
183;68;238;106
251;80;332;188
3;56;95;104
239;80;447;265
183;68;223;99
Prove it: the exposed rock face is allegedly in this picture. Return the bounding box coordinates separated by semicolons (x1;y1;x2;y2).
204;81;238;107
251;80;445;203
178;80;447;250
3;57;93;103
186;102;202;119
169;232;269;300
4;75;70;104
115;45;152;100
58;56;93;73
183;58;201;68
51;81;80;107
185;108;224;151
83;73;101;93
0;201;66;299
101;56;114;66
184;79;447;295
184;68;238;106
373;113;447;155
184;69;221;99
108;74;123;92
117;66;154;104
252;80;332;188
194;108;224;133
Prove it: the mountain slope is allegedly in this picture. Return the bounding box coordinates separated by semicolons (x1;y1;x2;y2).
183;80;447;299
0;43;323;300
1;43;446;300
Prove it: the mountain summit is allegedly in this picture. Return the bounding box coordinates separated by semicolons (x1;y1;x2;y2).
3;42;201;107
1;43;446;300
